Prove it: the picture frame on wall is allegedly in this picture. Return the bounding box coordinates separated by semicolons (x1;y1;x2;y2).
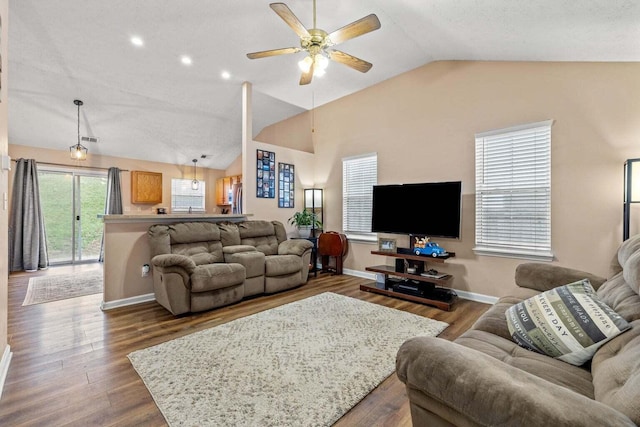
378;237;397;252
278;162;295;208
256;149;276;198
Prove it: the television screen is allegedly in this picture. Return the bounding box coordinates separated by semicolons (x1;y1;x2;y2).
371;181;462;238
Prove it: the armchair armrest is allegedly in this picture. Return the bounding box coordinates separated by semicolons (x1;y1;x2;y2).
396;336;634;427
515;262;607;292
151;254;196;275
278;239;313;257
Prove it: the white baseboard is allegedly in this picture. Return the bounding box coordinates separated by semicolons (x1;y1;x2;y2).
100;293;156;311
0;345;12;399
344;269;498;305
453;290;498;305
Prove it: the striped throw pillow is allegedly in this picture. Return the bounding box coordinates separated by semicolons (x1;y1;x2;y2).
505;279;630;366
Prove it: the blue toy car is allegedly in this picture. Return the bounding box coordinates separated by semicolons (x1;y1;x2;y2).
414;242;448;257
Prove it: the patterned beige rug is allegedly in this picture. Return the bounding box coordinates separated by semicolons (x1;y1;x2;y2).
22;269;103;306
128;292;448;427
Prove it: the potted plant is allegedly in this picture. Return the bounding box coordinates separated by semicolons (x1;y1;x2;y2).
288;209;322;238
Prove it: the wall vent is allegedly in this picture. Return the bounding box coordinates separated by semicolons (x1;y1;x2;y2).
81;136;99;143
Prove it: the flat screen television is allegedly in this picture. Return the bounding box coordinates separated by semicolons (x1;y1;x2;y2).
371;181;462;238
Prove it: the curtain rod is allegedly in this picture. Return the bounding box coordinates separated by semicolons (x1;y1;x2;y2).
12;159;129;172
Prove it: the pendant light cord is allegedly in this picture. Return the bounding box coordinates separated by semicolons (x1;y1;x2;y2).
77;102;81;146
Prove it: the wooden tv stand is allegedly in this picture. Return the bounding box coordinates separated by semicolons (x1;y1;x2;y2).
362;250;457;311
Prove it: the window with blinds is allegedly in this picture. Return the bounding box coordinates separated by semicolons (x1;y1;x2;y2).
342;153;377;241
474;120;553;260
171;179;206;212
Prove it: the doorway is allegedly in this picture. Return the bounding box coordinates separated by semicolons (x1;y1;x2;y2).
38;167;107;264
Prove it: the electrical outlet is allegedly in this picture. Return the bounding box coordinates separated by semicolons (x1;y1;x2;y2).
142;264;150;277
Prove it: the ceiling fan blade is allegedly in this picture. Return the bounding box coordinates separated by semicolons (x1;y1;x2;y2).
299;63;315;85
270;3;311;39
327;14;381;45
328;50;373;73
247;47;301;59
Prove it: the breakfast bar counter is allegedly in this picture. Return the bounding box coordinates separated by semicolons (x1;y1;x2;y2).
100;213;249;309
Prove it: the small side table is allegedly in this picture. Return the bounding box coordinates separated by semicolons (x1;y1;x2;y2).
293;237;318;277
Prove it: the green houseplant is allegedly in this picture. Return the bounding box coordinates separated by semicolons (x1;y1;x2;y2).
288;209;322;238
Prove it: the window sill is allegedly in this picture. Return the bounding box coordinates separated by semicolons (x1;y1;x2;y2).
345;233;377;244
473;247;554;262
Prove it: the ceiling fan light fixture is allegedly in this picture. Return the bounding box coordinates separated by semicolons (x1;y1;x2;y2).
69;99;88;161
247;2;380;85
298;55;313;73
314;54;329;71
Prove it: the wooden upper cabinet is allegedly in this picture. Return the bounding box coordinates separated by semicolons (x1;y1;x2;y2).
131;171;162;204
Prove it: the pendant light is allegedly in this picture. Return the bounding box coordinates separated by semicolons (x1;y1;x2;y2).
69;99;88;160
191;159;199;190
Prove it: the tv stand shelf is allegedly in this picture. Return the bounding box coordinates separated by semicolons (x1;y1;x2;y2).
363;250;457;311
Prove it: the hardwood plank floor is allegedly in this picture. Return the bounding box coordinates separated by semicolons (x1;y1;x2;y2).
0;264;490;426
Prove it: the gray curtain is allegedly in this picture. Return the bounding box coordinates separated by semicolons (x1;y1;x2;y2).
99;167;123;262
9;158;48;272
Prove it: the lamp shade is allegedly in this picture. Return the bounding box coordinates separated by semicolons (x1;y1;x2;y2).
70;99;87;160
305;188;323;208
623;158;640;240
191;159;199;190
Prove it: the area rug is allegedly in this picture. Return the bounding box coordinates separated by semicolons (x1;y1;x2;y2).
22;269;103;306
128;292;449;427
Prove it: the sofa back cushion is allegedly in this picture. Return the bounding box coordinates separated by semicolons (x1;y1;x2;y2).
590;234;640;424
219;222;242;246
148;222;224;261
238;220;280;255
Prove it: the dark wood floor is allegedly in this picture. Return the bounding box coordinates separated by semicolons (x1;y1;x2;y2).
0;264;490;426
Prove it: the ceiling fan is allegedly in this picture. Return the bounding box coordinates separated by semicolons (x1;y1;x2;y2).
247;1;381;85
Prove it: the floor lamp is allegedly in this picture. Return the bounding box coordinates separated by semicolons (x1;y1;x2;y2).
304;188;323;238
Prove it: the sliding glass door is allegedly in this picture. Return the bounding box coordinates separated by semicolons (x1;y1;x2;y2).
38;168;107;264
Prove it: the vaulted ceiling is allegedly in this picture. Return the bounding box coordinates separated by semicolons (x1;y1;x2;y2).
8;1;640;169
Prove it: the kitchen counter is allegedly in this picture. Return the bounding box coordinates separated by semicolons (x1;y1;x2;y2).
100;213;249;223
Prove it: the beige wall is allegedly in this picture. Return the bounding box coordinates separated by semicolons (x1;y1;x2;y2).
0;0;9;360
8;145;236;214
262;60;640;298
7;60;640;304
244;140;316;236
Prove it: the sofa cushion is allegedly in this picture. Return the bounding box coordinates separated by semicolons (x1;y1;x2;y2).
265;254;302;276
238;221;280;255
470;289;540;341
456;329;595;398
597;273;640;323
190;263;245;293
242;235;279;256
506;279;631;366
591;319;640;425
168;222;220;244
218;222;241;246
171;241;224;263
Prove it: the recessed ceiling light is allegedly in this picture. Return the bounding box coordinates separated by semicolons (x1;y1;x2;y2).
130;36;144;47
221;71;231;80
181;56;192;66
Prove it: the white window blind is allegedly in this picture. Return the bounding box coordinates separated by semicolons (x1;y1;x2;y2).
171;179;206;212
342;153;377;240
474;120;553;260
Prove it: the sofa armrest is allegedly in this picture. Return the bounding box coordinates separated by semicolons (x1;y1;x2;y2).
151;254;196;274
278;239;313;257
396;336;634;427
223;244;258;255
515;262;607;292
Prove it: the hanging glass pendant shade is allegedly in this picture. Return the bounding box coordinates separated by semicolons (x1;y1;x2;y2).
69;99;88;160
192;159;199;190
